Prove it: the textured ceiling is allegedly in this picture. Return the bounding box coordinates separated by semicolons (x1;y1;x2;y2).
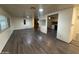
0;4;74;17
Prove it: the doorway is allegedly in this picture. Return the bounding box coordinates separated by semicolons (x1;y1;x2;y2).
47;14;58;33
34;16;39;31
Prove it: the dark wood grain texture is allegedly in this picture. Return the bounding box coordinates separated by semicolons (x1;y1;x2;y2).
1;29;79;54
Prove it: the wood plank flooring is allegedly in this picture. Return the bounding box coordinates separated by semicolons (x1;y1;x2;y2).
1;29;79;54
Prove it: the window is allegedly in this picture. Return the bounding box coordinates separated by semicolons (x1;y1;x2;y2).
0;15;10;32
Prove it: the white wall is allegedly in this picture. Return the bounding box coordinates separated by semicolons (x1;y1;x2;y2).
0;8;13;53
72;7;79;41
38;15;47;34
75;17;79;40
75;7;79;36
76;10;79;33
11;17;33;30
69;7;77;41
57;8;73;43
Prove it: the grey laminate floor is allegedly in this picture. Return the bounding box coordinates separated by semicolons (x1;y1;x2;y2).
1;29;79;54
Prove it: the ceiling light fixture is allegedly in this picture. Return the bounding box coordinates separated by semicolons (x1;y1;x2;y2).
39;8;44;12
48;17;51;19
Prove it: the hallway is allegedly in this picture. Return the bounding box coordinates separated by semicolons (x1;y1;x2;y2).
1;29;79;54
